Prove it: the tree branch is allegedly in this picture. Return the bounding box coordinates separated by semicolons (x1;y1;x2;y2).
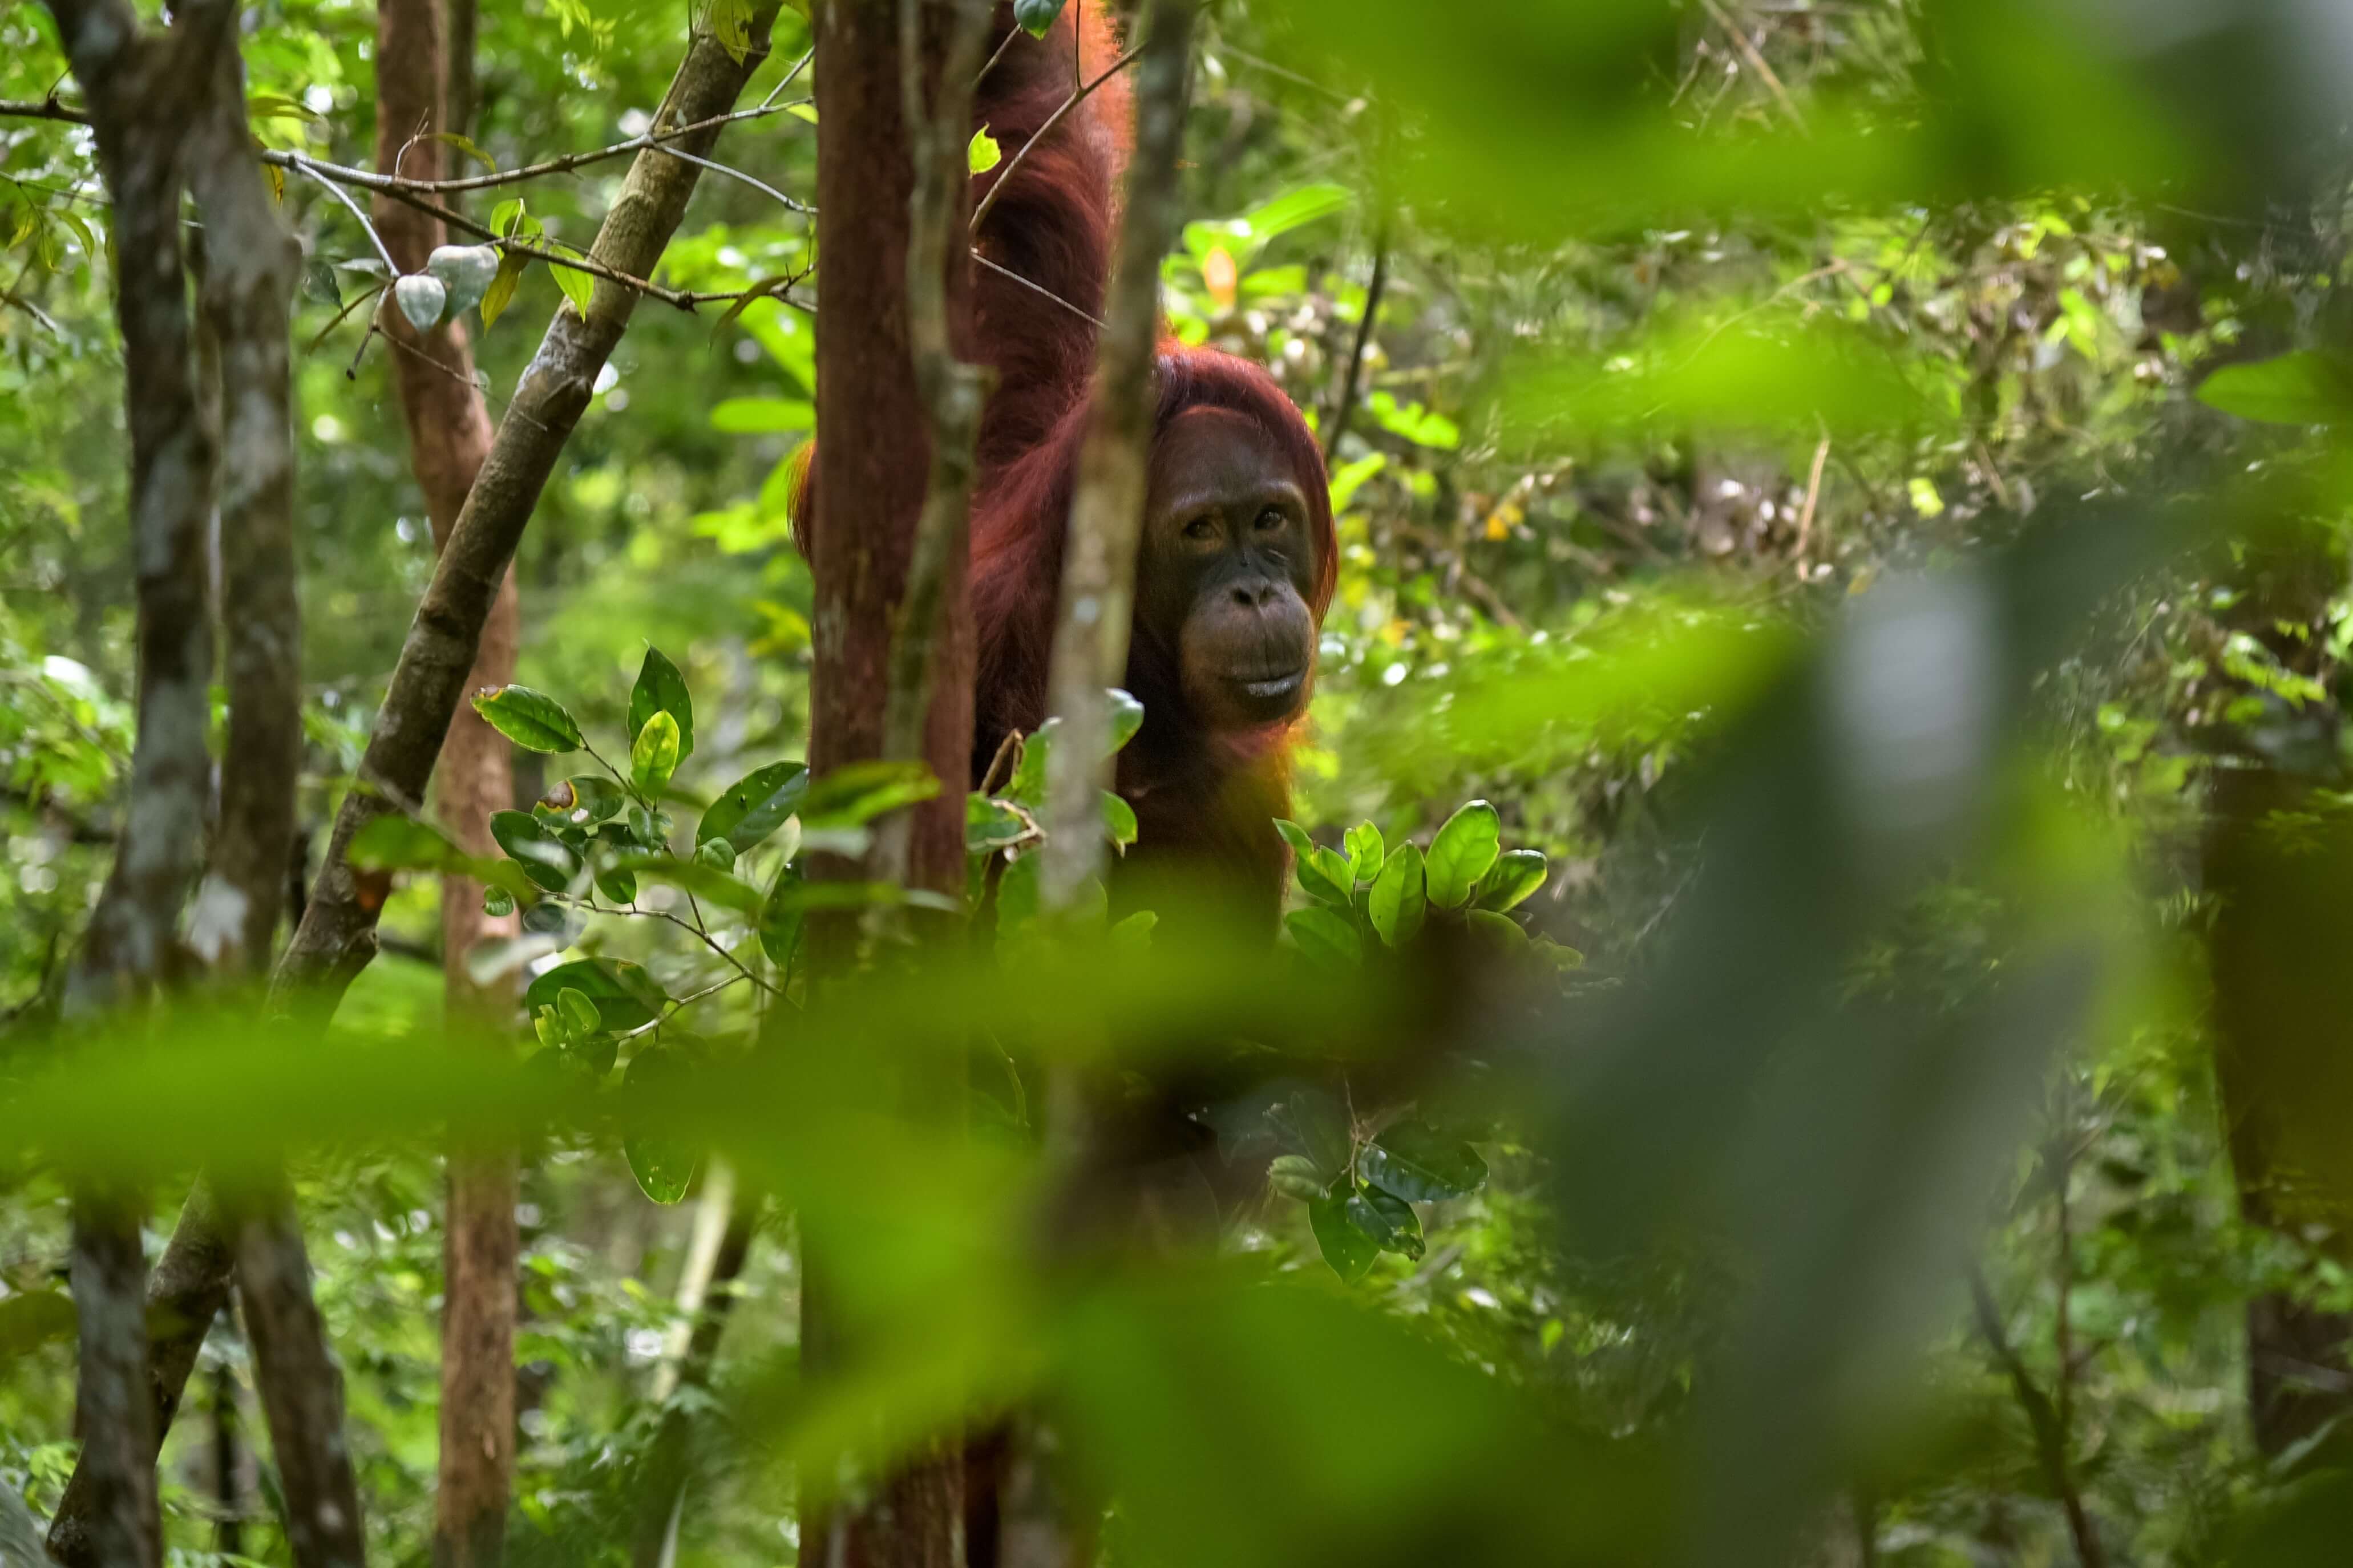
1038;0;1196;913
39;10;793;1548
1966;1263;2109;1568
1320;237;1386;462
967;36;1145;233
39;0;230;1561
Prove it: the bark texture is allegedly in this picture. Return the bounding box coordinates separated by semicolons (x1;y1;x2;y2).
1037;0;1195;910
235;1185;370;1568
629;1170;759;1568
2200;529;2353;1460
38;2;237;1565
42;7;788;1553
371;1;523;1559
800;3;982;1563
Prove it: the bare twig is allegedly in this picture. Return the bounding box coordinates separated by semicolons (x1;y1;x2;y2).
280;154;401;273
1320;237;1387;461
1793;435;1830;560
1697;0;1807;135
971;248;1103;326
649;140;812;214
1966;1263;2109;1568
759;46;814;109
968;37;1146;233
0;95;90;123
871;0;997;902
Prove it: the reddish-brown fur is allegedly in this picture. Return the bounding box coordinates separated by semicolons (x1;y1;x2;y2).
799;5;1336;918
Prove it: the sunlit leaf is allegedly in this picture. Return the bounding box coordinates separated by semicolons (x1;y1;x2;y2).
632;711;682;799
1366;842;1426;948
471;685;583;752
628;647;696;760
1425;800;1499;909
1474;849;1547;911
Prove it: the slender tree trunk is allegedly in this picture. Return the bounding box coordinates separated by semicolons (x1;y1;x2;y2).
2200;514;2353;1460
235;1185;369;1568
629;1167;759;1568
371;0;523;1561
39;10;789;1558
800;2;980;1563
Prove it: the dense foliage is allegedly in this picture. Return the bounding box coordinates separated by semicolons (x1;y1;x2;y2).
13;2;2353;1566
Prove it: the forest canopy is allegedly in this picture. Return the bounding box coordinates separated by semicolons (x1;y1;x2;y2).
10;2;2353;1566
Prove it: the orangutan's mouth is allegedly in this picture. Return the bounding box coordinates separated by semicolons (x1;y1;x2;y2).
1236;670;1305;704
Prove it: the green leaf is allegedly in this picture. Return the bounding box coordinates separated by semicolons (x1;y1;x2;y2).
480;249;527;329
802;760;941;828
596;865;638;903
483;886;516;917
1268;1154;1325;1202
1345;1183;1425;1259
559;775;628;824
1474;849;1549;912
1268;1088;1351;1179
490;809;580;892
1367;842;1427;948
1466;909;1530;950
711;396;816;433
1273;818;1315;857
2196;350;2353;426
996;851;1042;936
696;837;735;871
1237;183;1353;248
549;248;593;317
1107;688;1146;752
628;649;696;761
347;814;462;872
622;1047;698;1204
1102;791;1138;852
1285;906;1361;969
525;959;666;1032
1343;822;1385;884
1008;723;1056;808
555;986;600;1040
471;685;583;752
968;125;1002;175
632;711;682;799
698;761;808;850
428;131;498;174
1012;0;1067;38
1295;843;1354;907
1360;1121;1487;1203
706;0;754;65
759;862;806;973
1109;909;1157;951
1425;800;1501;909
967;793;1037;854
607;853;763;915
1308;1194;1378;1282
786;103;818;125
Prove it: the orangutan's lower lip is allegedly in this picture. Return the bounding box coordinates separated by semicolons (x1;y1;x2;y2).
1238;671;1305;702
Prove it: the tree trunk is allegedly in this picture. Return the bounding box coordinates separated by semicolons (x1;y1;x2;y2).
800;2;979;1563
370;0;523;1562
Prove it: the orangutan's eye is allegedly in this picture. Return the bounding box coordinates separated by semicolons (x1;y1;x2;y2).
1182;516;1216;541
1254;507;1285;532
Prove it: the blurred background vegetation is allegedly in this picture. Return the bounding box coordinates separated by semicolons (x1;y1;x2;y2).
13;1;2353;1565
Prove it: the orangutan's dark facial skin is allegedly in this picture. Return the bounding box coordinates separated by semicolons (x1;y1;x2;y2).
1141;407;1321;732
